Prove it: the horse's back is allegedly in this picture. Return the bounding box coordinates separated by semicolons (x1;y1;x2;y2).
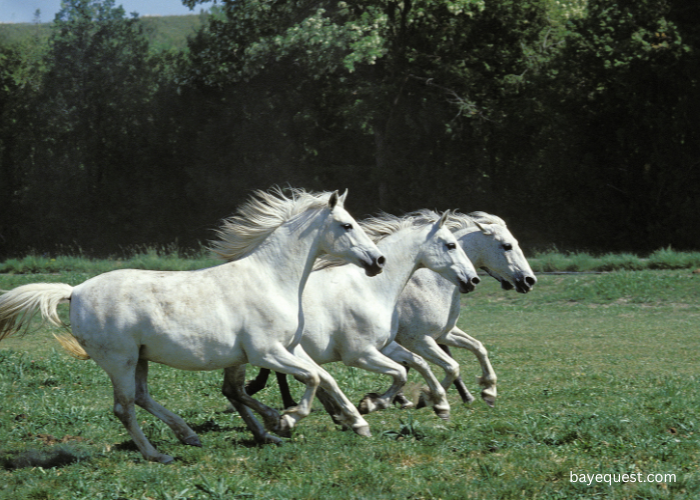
69;267;252;370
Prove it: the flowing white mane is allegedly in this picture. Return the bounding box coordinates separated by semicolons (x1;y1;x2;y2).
360;211;439;243
314;211;443;270
210;187;334;262
413;209;506;231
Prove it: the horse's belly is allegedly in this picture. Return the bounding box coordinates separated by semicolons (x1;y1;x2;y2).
141;332;246;370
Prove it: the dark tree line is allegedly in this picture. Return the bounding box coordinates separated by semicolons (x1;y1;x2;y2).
0;0;698;258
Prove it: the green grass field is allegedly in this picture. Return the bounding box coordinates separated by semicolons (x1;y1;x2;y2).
0;269;698;499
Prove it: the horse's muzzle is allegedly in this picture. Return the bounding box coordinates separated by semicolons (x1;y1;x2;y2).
514;275;537;294
458;275;481;293
363;255;386;277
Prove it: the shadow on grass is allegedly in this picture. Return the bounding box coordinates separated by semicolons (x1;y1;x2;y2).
0;446;88;470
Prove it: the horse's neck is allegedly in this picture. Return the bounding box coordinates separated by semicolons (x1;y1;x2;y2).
455;227;484;267
371;229;427;303
246;216;324;296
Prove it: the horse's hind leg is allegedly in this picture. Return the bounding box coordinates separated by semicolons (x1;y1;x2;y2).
276;372;298;409
244;368;270;396
244;368;298;409
102;360;173;464
134;359;202;447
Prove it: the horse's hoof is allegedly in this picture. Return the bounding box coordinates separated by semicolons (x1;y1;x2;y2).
275;414;293;438
393;394;413;409
462;394;477;405
434;407;450;421
261;433;283;445
353;425;372;437
482;394;496;408
415;394;428;410
261;409;282;432
156;454;175;464
183;435;202;447
358;393;380;414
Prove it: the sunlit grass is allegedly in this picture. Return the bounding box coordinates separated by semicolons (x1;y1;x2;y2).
0;271;699;498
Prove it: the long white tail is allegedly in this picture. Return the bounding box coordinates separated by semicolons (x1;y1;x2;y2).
0;283;73;341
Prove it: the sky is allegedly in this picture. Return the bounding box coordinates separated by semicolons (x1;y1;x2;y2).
0;0;214;23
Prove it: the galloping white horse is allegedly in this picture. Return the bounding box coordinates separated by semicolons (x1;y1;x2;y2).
393;210;536;408
248;211;481;420
0;188;385;464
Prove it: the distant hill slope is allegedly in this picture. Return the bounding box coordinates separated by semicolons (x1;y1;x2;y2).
0;14;205;51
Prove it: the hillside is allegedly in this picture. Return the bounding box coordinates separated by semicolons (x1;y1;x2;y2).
0;13;205;51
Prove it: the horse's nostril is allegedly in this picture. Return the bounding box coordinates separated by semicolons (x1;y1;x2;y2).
376;256;386;267
471;276;481;285
525;276;536;286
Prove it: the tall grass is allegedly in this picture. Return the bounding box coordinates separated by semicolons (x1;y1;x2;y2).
528;247;700;273
3;247;699;274
0;246;219;274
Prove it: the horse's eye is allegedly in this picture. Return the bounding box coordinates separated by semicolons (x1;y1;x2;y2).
341;223;353;231
446;242;457;250
502;243;513;251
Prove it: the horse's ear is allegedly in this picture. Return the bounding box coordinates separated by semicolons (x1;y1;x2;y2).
438;210;451;228
338;189;348;206
474;220;492;235
329;190;340;209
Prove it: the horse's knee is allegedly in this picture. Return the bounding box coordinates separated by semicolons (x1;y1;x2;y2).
113;400;133;422
391;366;408;386
445;361;460;381
295;369;320;388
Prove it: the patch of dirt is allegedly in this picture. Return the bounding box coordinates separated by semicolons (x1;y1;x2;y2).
30;433;89;446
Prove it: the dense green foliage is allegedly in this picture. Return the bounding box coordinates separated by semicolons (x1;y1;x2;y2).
0;271;698;498
0;0;699;257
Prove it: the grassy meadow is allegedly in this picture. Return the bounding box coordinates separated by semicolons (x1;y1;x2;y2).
0;262;699;499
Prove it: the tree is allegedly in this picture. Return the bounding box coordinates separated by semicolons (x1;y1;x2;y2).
541;0;700;250
16;0;161;250
183;0;549;213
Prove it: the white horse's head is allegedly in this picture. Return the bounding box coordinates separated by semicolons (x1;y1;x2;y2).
320;190;385;277
457;213;536;294
417;211;481;293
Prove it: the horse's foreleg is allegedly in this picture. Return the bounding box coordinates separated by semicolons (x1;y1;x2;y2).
381;341;450;421
246;347;321;434
231;347;321;437
345;348;407;415
222;365;282;444
438;344;476;404
134;359;202;447
293;347;370;436
437;327;497;407
394;333;474;406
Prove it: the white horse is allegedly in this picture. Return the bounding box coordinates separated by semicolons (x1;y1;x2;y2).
0;188;385;464
248;210;481;420
392;210;536;408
